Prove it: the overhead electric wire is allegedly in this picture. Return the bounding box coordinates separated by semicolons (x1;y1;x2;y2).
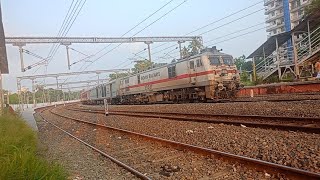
46;0;76;60
85;0;175;59
206;26;266;46
148;7;265;57
63;0;186;86
147;0;263;52
33;0;87;74
186;1;263;35
81;0;187;71
203;22;265;44
199;8;264;35
47;0;86;61
69;47;90;57
23;49;48;61
47;0;82;59
162;25;267;60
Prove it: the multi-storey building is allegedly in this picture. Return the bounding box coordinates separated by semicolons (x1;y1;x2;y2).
264;0;312;36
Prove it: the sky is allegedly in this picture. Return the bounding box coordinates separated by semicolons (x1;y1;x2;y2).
2;0;267;92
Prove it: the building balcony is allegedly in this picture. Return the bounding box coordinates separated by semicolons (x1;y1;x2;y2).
291;14;304;23
266;23;284;32
266;12;284;23
264;0;275;6
290;1;310;12
265;3;283;15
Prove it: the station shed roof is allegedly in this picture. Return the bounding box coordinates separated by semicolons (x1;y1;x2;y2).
247;32;291;59
247;10;320;59
291;11;320;34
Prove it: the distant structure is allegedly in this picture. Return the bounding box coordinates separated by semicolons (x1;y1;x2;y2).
264;0;312;37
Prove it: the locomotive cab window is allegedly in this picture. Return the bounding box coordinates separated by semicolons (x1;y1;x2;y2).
222;56;234;66
209;56;220;65
168;65;176;78
196;59;203;67
137;74;140;84
189;61;195;69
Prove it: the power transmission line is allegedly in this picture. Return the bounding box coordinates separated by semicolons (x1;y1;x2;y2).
206;27;266;46
64;0;187;85
162;26;266;61
148;0;263;52
81;0;188;71
33;0;87;74
146;7;264;57
85;0;175;59
46;0;76;60
199;8;264;35
203;22;265;44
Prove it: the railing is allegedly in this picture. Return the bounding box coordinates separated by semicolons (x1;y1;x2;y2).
255;25;320;80
296;26;320;64
256;45;294;79
266;12;284;22
256;53;277;78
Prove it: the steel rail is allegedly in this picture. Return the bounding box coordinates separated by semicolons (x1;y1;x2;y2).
67;107;320;134
38;110;151;180
47;107;320;180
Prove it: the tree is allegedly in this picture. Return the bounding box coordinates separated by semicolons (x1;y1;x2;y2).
108;59;156;80
188;39;203;56
109;72;129;81
240;70;250;82
131;60;154;73
181;46;190;59
306;0;320;15
234;55;246;70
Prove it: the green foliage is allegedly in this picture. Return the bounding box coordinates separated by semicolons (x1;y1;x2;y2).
240;70;250;82
188;39;203;56
234;55;253;72
0;114;67;179
9;93;19;104
254;76;265;85
263;75;280;84
306;0;320;15
131;60;154;73
234;55;246;70
109;59;167;79
109;72;129;81
181;46;190;59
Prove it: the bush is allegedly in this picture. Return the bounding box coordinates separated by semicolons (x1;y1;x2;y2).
0;114;67;179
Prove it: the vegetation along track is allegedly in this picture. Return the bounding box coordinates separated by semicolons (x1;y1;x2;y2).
37;106;320;179
67;106;320;134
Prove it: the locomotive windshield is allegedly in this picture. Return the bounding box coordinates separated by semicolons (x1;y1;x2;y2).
209;56;220;65
223;56;234;65
209;56;233;65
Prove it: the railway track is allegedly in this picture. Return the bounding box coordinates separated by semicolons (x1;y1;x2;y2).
67;107;320;134
37;106;320;180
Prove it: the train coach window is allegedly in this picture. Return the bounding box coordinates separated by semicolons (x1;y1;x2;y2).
124;78;129;84
196;59;203;67
189;61;195;69
209;56;220;65
168;66;176;78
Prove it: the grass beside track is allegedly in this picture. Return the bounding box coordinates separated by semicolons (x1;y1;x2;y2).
0;114;67;179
